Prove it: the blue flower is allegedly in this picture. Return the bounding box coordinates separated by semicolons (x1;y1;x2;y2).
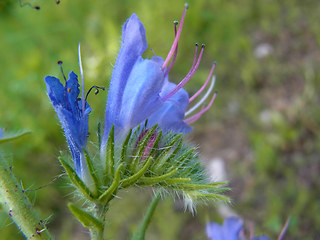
45;71;91;179
0;128;2;138
206;217;270;240
102;7;217;149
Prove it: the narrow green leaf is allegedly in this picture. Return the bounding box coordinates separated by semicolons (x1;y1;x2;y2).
98;164;122;204
105;125;115;182
68;203;103;230
58;157;95;200
139;168;178;185
121;157;153;188
84;150;100;190
0;131;31;144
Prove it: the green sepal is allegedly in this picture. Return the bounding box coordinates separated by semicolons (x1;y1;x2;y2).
168;148;195;172
200;193;231;202
0;130;31;144
164;177;192;185
68;203;103;230
151;134;183;172
58;157;95;200
186;191;231;203
139;168;178;185
84;150;100;191
130;125;158;172
121;156;153;188
121;129;133;163
169;183;230;191
98;164;123;204
104;125;115;182
209;181;228;186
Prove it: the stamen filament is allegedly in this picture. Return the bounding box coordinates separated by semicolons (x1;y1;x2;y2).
185;75;215;116
190;43;199;71
78;43;85;115
164;21;179;77
57;60;67;82
161;44;205;102
188;44;205;77
184;91;217;124
161;4;188;70
189;62;216;103
85;86;106;101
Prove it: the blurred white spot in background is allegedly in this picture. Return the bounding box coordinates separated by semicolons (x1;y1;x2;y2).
207;157;237;218
254;43;273;59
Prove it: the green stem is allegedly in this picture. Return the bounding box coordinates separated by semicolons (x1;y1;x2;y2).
90;203;109;240
0;153;53;240
131;190;162;240
90;228;104;240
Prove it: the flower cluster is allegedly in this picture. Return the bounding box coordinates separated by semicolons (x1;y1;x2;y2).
45;4;217;187
45;5;225;228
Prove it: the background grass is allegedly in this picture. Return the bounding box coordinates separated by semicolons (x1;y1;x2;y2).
0;0;319;239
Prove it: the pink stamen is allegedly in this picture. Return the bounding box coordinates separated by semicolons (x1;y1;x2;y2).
162;4;188;70
190;43;199;71
161;44;205;102
189;62;216;103
164;21;179;77
188;44;205;76
184;91;217;124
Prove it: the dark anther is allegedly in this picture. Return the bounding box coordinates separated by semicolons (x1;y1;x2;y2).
56;0;61;4
173;20;179;25
195;43;199;46
201;43;206;48
85;86;105;101
34;5;40;10
57;60;67;82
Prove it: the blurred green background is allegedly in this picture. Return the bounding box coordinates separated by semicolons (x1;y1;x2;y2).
0;0;319;239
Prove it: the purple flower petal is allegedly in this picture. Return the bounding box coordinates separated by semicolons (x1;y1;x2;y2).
206;217;243;240
206;222;224;240
251;236;270;240
147;79;192;133
103;14;148;140
45;71;91;177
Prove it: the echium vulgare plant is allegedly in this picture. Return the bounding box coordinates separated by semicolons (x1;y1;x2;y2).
45;4;229;240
